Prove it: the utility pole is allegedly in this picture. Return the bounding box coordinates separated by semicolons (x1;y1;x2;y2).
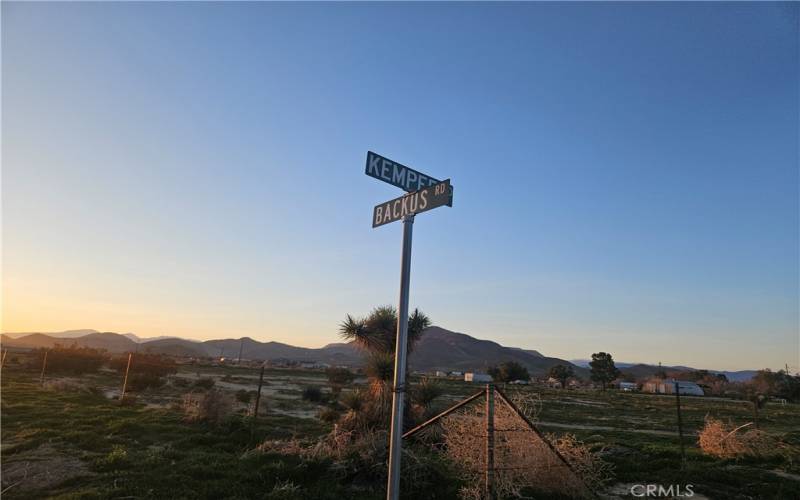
237;339;244;364
485;384;496;500
674;381;686;468
386;214;414;500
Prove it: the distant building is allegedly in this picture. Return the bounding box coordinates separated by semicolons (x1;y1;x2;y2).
450;371;463;377
267;358;297;368
546;377;562;388
434;371;448;377
642;379;704;396
299;361;330;369
619;382;638;392
465;372;493;383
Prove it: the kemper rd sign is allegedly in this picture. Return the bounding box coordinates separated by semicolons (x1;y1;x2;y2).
372;179;451;228
366;151;444;192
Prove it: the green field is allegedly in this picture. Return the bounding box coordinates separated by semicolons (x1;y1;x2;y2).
2;360;799;499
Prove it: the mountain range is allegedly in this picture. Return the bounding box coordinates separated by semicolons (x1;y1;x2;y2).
1;328;757;380
569;359;757;382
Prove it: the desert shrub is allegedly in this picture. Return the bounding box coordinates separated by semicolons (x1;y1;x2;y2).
326;367;355;395
302;386;323;403
183;390;234;425
235;389;253;404
318;407;341;423
110;353;177;391
194;377;216;390
32;346;106;375
95;444;130;471
253;428;461;498
120;394;138;405
507;388;543;422
437;397;607;499
171;376;191;388
698;416;786;459
127;373;167;392
43;379;101;395
550;433;612;493
410;378;444;421
110;353;177;377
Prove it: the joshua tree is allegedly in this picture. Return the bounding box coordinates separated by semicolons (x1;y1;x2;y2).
340;306;431;355
338;306;433;429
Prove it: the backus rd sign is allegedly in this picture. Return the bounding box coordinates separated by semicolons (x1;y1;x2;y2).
373;179;451;228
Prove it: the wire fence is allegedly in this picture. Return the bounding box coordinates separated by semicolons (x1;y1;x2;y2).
403;385;607;499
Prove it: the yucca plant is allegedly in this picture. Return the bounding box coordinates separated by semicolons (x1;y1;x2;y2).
337;306;435;430
410;377;444;421
340;306;431;355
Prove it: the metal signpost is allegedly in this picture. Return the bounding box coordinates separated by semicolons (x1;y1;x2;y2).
366;152;453;500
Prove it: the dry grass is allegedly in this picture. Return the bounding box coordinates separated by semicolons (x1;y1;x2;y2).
437;392;607;499
42;379;101;396
698;416;784;459
0;444;92;495
182;389;234;424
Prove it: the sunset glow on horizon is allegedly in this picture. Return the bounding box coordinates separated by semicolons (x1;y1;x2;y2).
2;2;797;372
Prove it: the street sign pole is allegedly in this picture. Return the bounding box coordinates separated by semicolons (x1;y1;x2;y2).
366;152;452;500
386;214;414;500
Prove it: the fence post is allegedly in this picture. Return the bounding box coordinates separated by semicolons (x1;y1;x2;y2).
753;397;760;430
39;350;49;386
1;349;8;368
254;364;265;417
485;384;495;500
674;381;686;468
120;353;133;402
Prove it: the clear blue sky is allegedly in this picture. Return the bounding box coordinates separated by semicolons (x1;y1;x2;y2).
3;2;798;371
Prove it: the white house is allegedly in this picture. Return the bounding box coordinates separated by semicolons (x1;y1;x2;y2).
465;372;493;383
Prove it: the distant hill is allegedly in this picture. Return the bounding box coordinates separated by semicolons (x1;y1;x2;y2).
570;359;758;382
1;332;136;352
122;333;185;343
1;328;761;379
2;329;100;339
139;338;209;358
408;327;586;376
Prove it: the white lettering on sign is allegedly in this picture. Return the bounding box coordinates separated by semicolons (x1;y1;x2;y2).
365;151;443;192
381;160;392;181
406;170;417;189
392;167;406;186
371;179;451;228
367;154;382;177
